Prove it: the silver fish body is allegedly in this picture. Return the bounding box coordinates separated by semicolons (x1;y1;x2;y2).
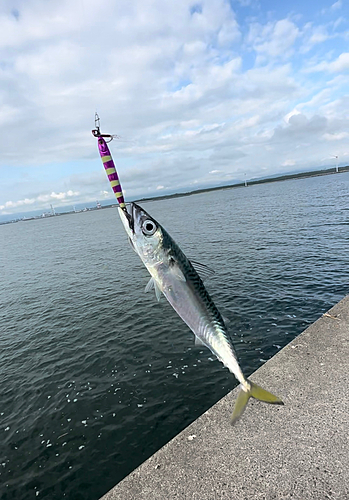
119;203;283;423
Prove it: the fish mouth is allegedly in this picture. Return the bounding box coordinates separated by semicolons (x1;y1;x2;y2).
130;203;143;233
120;202;144;234
127;204;135;232
124;202;143;233
119;203;134;232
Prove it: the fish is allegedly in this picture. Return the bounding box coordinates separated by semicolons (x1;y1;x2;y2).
119;202;283;424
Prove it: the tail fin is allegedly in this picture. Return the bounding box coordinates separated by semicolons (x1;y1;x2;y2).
231;381;283;425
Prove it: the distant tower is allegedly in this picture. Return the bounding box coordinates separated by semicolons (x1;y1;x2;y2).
96;200;102;209
332;155;339;173
50;204;56;215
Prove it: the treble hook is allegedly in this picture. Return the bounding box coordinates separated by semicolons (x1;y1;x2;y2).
91;112;115;142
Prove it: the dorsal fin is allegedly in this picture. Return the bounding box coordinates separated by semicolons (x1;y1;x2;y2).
190;260;215;281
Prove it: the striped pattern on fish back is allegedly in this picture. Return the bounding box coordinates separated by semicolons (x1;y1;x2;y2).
160;225;237;361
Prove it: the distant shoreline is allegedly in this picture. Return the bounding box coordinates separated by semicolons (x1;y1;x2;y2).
1;164;348;225
136;164;349;203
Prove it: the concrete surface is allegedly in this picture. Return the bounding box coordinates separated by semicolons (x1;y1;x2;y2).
101;296;349;500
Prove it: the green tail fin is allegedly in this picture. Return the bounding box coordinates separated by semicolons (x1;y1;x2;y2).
231;387;250;424
231;381;283;425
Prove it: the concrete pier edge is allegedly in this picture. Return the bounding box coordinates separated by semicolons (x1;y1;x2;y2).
101;296;349;499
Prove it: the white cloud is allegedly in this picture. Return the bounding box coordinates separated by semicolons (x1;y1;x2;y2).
309;28;329;45
282;159;296;167
323;132;349;141
306;52;349;73
0;198;35;210
321;0;342;15
328;52;349;72
0;190;80;211
300;23;331;53
247;19;299;60
331;1;342;10
284;109;301;123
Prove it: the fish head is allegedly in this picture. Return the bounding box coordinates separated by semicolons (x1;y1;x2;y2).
118;203;164;263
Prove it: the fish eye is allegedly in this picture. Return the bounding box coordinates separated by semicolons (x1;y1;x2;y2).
142;219;157;236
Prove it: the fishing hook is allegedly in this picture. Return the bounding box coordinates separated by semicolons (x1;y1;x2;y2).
91;112;118;143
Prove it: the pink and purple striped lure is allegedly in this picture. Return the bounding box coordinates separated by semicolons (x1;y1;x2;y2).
96;135;126;210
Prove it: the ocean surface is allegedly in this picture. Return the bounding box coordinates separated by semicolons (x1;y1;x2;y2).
1;172;349;500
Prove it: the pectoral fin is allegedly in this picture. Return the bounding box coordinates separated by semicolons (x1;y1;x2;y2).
145;277;162;302
168;256;186;282
172;267;186;282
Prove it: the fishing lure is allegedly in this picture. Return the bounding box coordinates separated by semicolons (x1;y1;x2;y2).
92;113;126;210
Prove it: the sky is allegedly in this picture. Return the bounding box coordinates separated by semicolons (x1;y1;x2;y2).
0;0;348;216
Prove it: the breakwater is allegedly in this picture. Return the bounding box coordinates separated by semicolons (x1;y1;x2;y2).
102;296;349;500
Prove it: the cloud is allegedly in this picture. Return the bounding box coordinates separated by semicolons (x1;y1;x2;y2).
306;52;349;73
320;0;342;15
0;198;35;210
300;23;332;53
284;109;301;123
282;159;296;167
331;1;342;10
0;190;80;211
247;19;299;60
323;132;349;141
